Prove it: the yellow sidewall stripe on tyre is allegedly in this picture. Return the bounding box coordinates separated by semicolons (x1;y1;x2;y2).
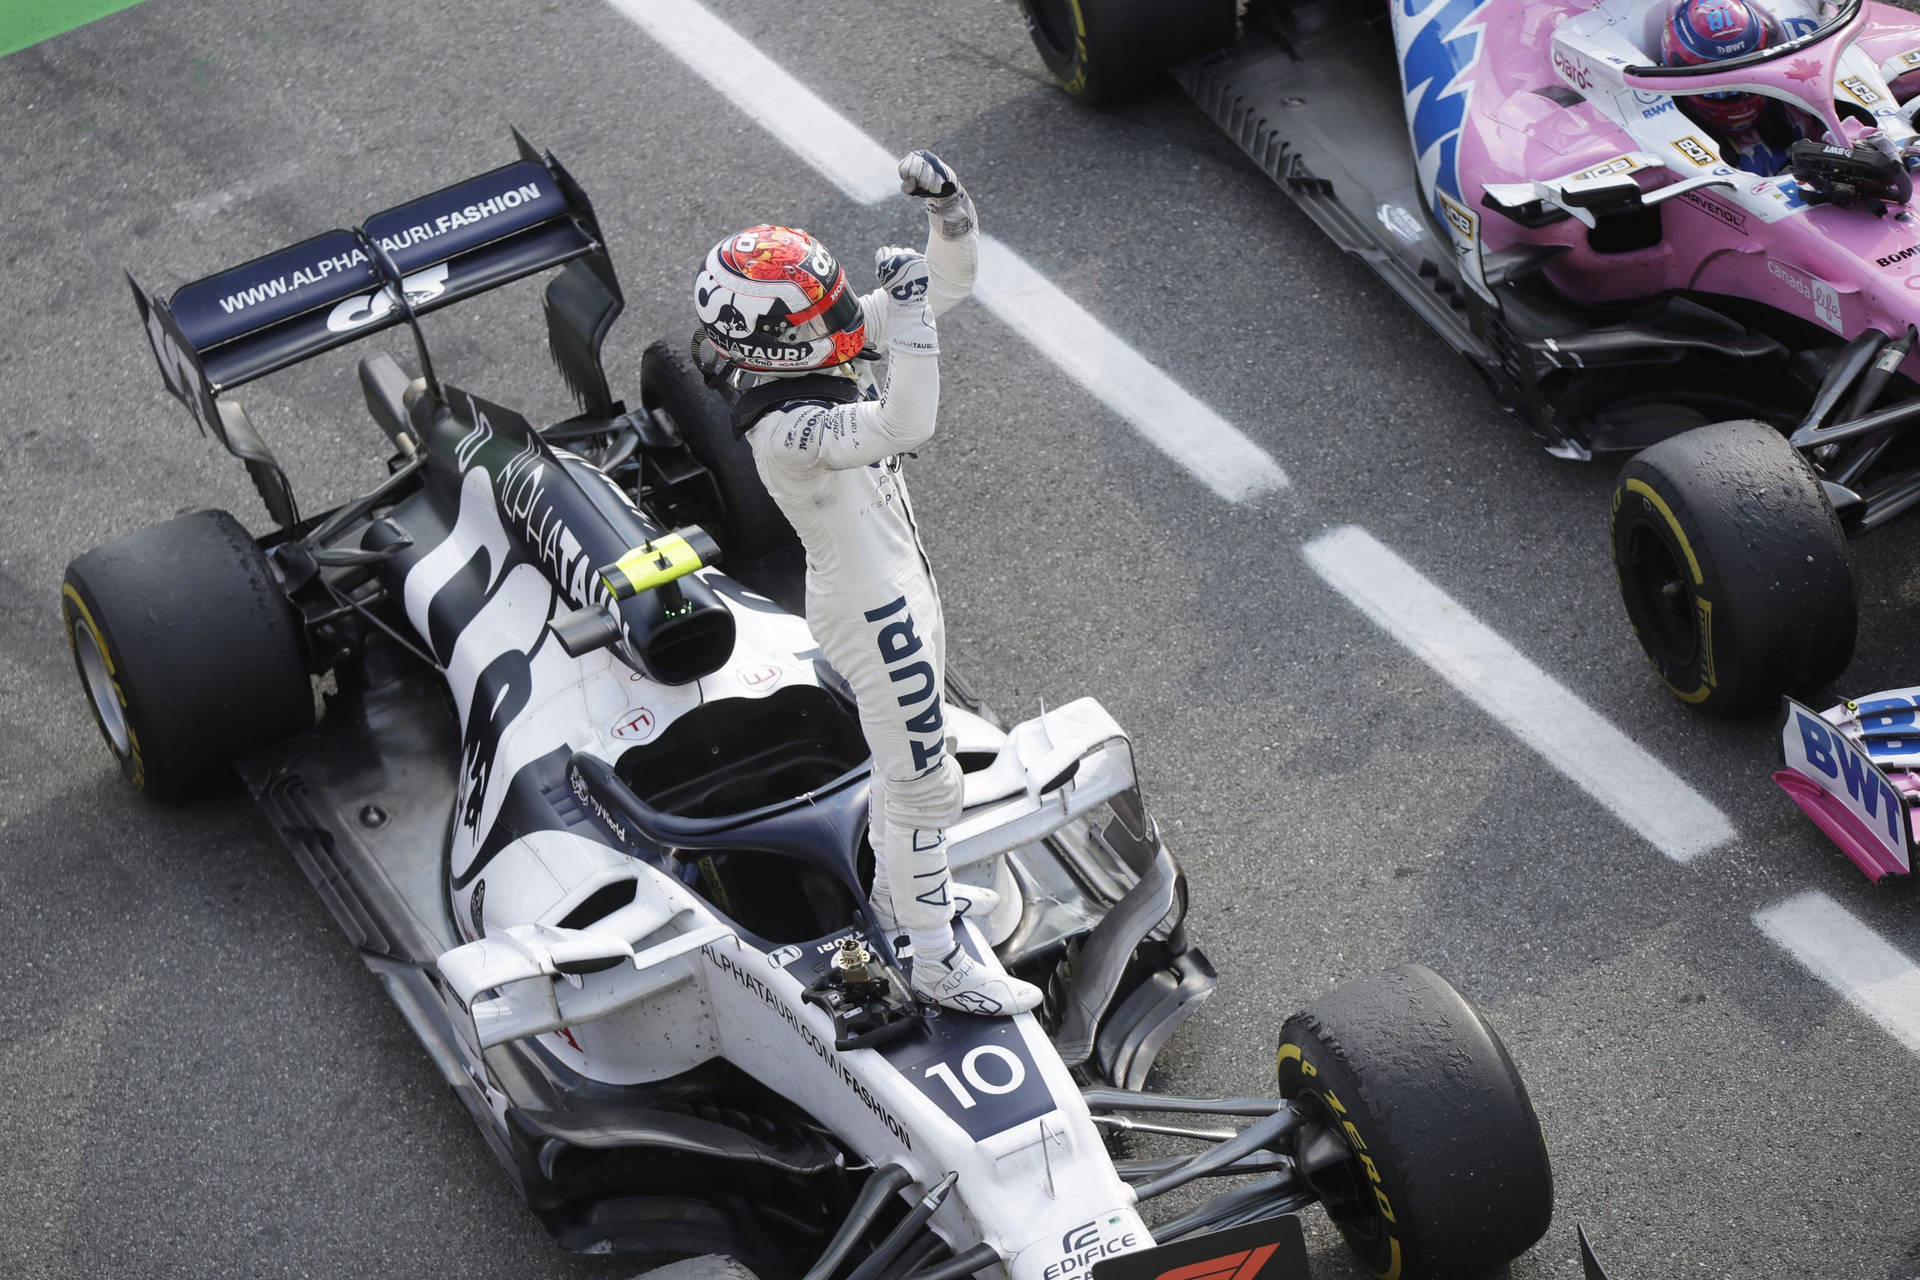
62;584;119;680
1276;1043;1404;1280
1620;478;1714;704
1062;0;1090;94
1623;478;1703;584
62;583;147;788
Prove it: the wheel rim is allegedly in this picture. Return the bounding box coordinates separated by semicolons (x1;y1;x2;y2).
74;622;130;757
649;402;682;440
1291;1095;1387;1247
1620;518;1699;670
1025;0;1077;59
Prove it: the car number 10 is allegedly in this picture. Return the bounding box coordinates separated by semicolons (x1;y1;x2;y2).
922;1045;1027;1109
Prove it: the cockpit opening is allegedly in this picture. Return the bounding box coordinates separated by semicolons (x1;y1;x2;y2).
616;685;869;819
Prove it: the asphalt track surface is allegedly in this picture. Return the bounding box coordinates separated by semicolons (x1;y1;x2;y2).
4;2;1920;1277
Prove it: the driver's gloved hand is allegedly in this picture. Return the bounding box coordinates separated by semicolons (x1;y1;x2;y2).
898;149;958;200
874;245;930;308
898;150;974;239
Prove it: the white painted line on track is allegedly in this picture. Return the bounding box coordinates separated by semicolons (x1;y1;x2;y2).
602;0;1288;504
1302;525;1735;863
972;239;1287;501
1755;890;1920;1054
602;0;898;205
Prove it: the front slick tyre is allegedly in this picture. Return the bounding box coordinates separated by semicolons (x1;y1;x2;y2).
1018;0;1236;105
1279;964;1552;1280
1611;419;1854;715
62;509;314;801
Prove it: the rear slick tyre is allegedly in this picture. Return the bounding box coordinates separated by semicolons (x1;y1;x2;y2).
1611;419;1854;716
1018;0;1237;105
62;509;314;800
1278;964;1553;1280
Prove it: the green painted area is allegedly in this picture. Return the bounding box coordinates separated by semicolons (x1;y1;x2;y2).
1;0;149;59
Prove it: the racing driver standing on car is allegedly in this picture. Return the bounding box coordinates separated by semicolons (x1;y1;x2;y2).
691;150;1041;1018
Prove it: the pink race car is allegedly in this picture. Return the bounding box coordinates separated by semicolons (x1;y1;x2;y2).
1021;0;1920;715
1776;687;1920;879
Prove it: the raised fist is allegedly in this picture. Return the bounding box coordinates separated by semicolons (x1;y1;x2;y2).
898;150;959;200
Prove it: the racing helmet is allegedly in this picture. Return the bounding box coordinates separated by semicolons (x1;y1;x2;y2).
1659;0;1777;133
693;225;866;374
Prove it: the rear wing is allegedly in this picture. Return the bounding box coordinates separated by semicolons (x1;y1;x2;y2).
128;131;624;524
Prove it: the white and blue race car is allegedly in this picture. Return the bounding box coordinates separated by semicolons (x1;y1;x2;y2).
62;135;1555;1280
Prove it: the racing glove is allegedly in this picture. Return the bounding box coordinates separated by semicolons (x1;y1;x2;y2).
899;150;973;240
875;245;937;359
875;245;931;308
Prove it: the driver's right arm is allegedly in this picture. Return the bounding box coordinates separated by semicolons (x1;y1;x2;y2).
759;302;940;473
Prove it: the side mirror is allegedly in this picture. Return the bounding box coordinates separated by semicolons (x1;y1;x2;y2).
1788;139;1912;212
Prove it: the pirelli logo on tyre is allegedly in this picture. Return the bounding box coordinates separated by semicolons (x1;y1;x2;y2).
1673;135;1718;168
1273;1041;1402;1279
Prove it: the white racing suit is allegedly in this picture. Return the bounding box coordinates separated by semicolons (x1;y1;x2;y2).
744;201;978;946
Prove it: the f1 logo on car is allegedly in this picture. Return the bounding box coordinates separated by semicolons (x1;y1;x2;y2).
737;664;782;691
611;706;657;741
1087;1216;1309;1280
1151;1245;1281;1280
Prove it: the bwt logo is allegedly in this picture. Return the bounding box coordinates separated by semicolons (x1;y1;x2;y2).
1045;1219;1140;1280
1793;712;1905;848
1849;692;1920;758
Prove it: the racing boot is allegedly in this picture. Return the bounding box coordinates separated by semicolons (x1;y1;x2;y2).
866;883;1001;951
909;942;1043;1017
